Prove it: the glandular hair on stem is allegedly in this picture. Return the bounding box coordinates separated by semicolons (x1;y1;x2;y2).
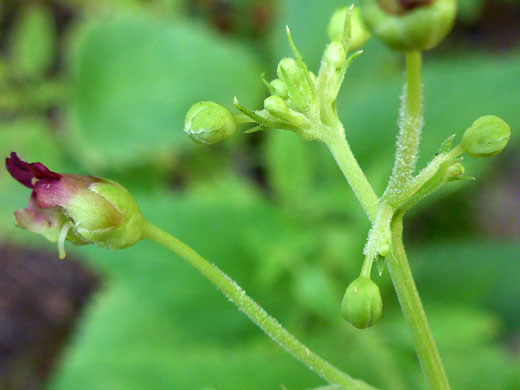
383;84;423;202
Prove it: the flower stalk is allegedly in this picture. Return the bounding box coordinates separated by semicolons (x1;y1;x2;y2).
142;221;378;390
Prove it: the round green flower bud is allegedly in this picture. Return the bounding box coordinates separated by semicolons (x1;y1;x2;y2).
264;95;288;115
184;101;237;145
341;277;383;329
324;41;347;69
277;57;304;86
446;162;464;181
461;115;511;158
360;0;457;52
328;7;371;50
271;79;288;98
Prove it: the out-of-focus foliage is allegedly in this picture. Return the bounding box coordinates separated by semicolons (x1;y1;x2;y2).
0;0;519;389
69;16;264;167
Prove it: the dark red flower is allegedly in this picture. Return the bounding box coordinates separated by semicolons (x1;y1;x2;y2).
5;153;145;257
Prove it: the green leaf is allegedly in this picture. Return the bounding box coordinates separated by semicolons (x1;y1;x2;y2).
68;16;263;168
10;4;55;79
292;265;339;318
410;240;520;327
265;131;313;205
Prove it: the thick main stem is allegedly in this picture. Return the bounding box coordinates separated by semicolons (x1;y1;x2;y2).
326;131;379;222
142;222;378;390
376;52;449;389
387;216;450;390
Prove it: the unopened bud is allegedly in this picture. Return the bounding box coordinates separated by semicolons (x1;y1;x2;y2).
324;41;347;69
360;0;457;52
264;95;288;116
277;57;304;86
264;95;306;128
446;162;464;181
184;101;237;145
271;79;288;98
461;115;511;158
328;7;371;50
341;277;383;329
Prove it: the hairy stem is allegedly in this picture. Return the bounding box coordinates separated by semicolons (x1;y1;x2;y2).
326;129;379;222
385;51;423;199
387;216;450;390
142;221;378;390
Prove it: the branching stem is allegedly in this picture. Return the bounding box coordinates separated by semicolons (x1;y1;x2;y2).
325;128;379;222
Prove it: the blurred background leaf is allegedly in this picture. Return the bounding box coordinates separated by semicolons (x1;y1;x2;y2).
67;15;264;168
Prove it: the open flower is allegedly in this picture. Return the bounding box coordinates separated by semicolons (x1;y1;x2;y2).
5;152;145;258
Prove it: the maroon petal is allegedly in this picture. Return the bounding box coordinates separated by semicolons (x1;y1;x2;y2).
5;152;61;188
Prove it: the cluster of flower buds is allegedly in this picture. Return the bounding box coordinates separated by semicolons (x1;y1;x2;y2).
182;6;370;146
231;7;370;143
360;0;457;52
5;153;145;258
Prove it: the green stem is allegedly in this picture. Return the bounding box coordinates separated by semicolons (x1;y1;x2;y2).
385;51;423;198
405;52;422;119
387;216;450;390
399;51;422;178
360;255;374;278
326;130;379;222
142;221;378;390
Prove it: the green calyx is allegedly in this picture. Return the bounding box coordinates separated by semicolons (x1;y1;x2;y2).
361;0;456;52
271;79;288;98
461;115;511;158
184;101;237;145
83;180;146;249
341;277;383;329
277;57;306;90
324;41;347;69
328;7;371;50
446;162;465;181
